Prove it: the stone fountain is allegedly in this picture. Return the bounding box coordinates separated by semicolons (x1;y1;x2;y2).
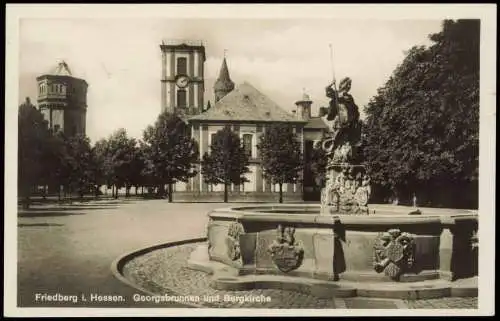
187;78;478;300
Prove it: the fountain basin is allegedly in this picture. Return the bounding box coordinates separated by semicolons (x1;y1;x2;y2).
187;204;478;299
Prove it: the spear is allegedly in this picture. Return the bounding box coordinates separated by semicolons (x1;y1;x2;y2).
329;43;337;91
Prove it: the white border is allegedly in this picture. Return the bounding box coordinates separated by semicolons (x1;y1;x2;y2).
5;3;496;317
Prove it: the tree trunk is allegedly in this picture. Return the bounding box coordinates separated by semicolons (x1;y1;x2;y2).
135;186;138;196
22;185;30;209
43;185;47;200
58;185;62;201
114;185;119;199
224;182;228;203
279;183;283;203
158;184;165;198
111;185;115;198
168;183;173;202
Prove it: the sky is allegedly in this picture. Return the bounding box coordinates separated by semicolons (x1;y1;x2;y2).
18;18;443;143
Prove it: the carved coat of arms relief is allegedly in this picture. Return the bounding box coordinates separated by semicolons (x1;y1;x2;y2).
372;228;415;280
268;224;304;273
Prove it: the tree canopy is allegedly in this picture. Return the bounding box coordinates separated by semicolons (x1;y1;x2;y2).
141;112;199;202
18;99;51;207
362;19;479;208
257;124;303;203
201;125;250;203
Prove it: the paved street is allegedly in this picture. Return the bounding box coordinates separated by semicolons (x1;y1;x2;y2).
16;199;477;310
17;198;222;308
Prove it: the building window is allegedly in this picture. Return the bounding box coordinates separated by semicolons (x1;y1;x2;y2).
209;133;217;154
177;57;187;75
242;134;253;158
177;89;187;108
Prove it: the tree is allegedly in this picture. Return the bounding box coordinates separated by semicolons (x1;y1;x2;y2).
63;134;94;200
105;129;137;198
257;123;303;203
201;125;250;203
90;138;110;198
18;98;51;209
362;19;479;208
310;140;328;189
129;143;146;196
142;112;199;202
42;130;68;200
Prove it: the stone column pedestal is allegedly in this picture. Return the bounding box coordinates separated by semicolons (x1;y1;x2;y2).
321;163;371;215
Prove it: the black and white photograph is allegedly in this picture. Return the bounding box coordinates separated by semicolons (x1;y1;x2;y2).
4;4;496;317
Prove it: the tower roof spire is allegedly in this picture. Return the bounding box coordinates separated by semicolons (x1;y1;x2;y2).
214;54;235;97
51;60;72;76
217;56;231;83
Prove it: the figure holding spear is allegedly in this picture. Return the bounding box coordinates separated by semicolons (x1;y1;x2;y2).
321;44;361;156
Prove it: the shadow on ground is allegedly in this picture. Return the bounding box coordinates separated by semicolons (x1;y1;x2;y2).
19;206;118;212
18;223;65;227
18;211;87;218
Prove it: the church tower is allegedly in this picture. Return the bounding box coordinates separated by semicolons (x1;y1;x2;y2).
214;57;235;103
36;61;88;136
160;40;206;116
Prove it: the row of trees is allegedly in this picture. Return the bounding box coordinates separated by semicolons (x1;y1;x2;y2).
201;125;303;203
18;103;304;208
19;20;479;209
361;19;479;208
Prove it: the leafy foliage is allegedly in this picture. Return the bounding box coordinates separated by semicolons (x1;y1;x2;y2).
201;125;250;202
362;19;479;208
257;124;303;203
105;129;139;197
18;99;51;207
62;134;95;198
141;112;199;201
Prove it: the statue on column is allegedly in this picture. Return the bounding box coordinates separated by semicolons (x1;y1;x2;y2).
319;77;371;215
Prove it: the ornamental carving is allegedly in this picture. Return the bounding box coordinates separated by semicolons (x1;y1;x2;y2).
268;224;304;273
321;165;371;214
225;222;244;261
373;229;415;280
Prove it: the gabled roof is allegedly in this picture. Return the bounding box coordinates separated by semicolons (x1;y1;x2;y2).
189;82;304;123
304;116;328;129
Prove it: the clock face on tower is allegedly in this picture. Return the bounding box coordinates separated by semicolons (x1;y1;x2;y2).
176;75;190;88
